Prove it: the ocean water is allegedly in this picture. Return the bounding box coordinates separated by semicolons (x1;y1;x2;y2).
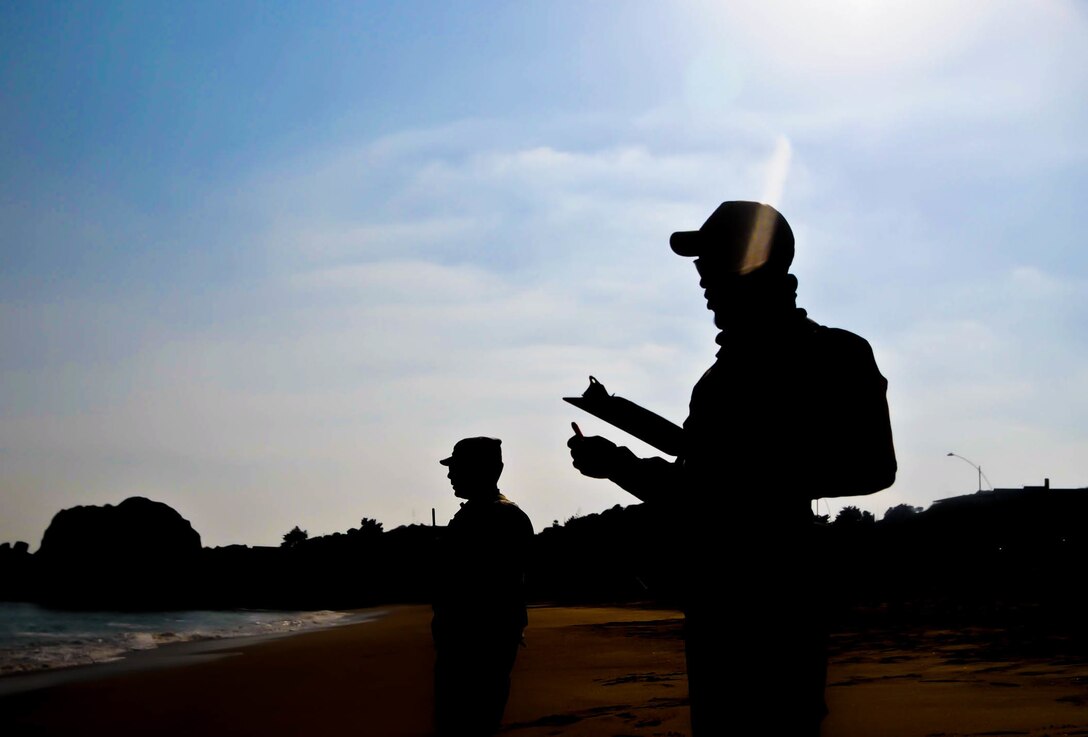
0;602;358;677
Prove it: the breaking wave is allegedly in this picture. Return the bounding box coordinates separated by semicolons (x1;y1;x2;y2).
0;603;359;676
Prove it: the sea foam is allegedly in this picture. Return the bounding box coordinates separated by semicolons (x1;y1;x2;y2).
0;603;357;676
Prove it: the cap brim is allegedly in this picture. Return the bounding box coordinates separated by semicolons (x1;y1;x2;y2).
670;230;703;257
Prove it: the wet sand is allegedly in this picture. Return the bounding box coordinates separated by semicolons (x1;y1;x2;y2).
822;625;1088;737
2;604;1087;736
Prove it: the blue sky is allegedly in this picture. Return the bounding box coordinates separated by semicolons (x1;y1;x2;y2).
3;1;1086;548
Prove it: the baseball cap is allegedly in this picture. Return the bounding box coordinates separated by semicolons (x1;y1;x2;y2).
439;437;503;467
669;201;794;275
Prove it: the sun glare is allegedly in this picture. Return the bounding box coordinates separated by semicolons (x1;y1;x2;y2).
692;0;984;77
760;135;792;209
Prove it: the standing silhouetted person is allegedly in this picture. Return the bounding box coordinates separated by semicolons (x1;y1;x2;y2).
433;437;534;736
568;201;896;735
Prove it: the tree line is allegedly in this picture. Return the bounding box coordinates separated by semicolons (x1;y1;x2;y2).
1;491;1086;624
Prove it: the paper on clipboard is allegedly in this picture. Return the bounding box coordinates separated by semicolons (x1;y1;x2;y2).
564;376;684;457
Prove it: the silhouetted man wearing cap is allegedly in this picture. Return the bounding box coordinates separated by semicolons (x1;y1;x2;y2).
568;202;896;735
433;437;534;736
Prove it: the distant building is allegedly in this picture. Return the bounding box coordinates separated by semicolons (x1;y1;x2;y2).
926;478;1088;551
931;477;1086;509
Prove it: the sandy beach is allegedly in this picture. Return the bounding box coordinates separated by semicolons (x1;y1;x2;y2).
823;624;1088;737
2;604;1087;736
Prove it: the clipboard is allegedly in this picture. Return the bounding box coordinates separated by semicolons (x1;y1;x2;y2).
564;376;684;457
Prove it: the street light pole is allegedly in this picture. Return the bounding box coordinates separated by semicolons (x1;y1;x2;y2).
946;452;992;492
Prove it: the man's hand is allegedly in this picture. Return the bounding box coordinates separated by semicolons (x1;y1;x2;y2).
567;433;620;479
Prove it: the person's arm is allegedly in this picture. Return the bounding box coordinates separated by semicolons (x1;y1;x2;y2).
567;434;681;504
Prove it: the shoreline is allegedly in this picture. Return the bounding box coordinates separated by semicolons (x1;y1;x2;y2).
0;604;689;737
0;606;386;697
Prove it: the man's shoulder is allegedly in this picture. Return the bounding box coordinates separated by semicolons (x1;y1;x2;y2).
806;323;888;388
809;322;876;358
495;495;534;532
496;494;532;516
451;499;533;537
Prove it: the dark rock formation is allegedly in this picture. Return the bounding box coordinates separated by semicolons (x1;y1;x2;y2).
39;496;201;558
0;541;33;601
36;496;202;609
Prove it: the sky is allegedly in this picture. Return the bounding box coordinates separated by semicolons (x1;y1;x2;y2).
2;0;1086;549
